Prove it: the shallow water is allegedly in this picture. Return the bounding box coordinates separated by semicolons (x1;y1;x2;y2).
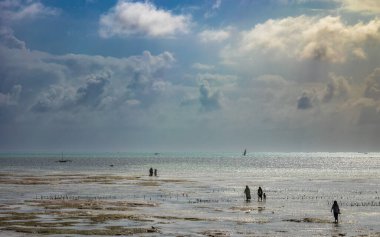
0;152;379;236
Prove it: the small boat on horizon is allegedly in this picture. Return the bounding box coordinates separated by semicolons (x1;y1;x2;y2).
56;152;72;163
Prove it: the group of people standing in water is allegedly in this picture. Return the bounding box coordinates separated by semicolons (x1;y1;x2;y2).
149;167;157;177
244;185;341;223
244;185;266;202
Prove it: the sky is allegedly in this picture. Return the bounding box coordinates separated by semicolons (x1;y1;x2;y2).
1;0;380;152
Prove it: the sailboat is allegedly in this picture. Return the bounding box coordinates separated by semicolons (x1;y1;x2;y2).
56;152;72;163
243;149;247;156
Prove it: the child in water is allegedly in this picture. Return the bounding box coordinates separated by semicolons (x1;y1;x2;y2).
331;200;340;223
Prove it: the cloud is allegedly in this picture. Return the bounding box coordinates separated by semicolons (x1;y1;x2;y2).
294;73;351;111
0;27;26;50
0;39;176;117
341;0;380;14
198;29;231;43
199;82;221;111
212;0;222;10
224;15;380;63
350;68;380;125
322;74;350;103
355;98;380;125
32;72;111;112
197;73;237;82
0;0;58;22
99;0;191;38
0;85;22;107
364;68;380;101
76;73;110;108
204;0;222;18
31;85;73;113
255;74;288;88
192;63;215;71
297;92;313;110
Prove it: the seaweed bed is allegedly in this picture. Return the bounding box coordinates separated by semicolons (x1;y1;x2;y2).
0;171;215;237
0;173;170;235
2;226;159;235
0;198;160;235
283;217;333;224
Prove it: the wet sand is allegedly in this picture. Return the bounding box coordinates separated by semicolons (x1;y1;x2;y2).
0;171;380;236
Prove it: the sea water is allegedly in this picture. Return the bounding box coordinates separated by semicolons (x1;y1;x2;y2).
0;152;379;236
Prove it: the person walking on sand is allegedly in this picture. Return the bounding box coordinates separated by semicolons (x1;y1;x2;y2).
258;186;263;201
331;200;340;223
154;169;157;176
244;185;251;201
149;167;153;176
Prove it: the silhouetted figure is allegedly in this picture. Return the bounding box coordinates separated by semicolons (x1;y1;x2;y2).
263;193;266;201
258;186;263;201
149;167;153;176
331;200;340;223
244;185;251;201
154;169;157;176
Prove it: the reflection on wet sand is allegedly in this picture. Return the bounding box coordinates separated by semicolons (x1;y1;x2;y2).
0;171;379;236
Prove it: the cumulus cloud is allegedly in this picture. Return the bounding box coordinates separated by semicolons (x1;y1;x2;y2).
199;82;221;111
294;73;351;111
76;73;110;108
31;85;73;113
341;0;380;14
0;40;176;117
99;0;191;38
0;0;58;22
198;29;231;43
224;15;380;63
32;72;112;112
348;68;380;125
322;73;350;103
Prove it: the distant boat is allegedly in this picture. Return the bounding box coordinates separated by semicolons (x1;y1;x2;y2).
243;149;247;156
56;152;72;163
154;152;160;156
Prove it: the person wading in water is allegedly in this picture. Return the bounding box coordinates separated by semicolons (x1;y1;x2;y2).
244;185;251;202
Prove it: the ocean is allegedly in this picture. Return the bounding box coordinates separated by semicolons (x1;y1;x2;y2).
0;152;379;236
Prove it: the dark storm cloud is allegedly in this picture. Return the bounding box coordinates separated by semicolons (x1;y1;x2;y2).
297;92;313;110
